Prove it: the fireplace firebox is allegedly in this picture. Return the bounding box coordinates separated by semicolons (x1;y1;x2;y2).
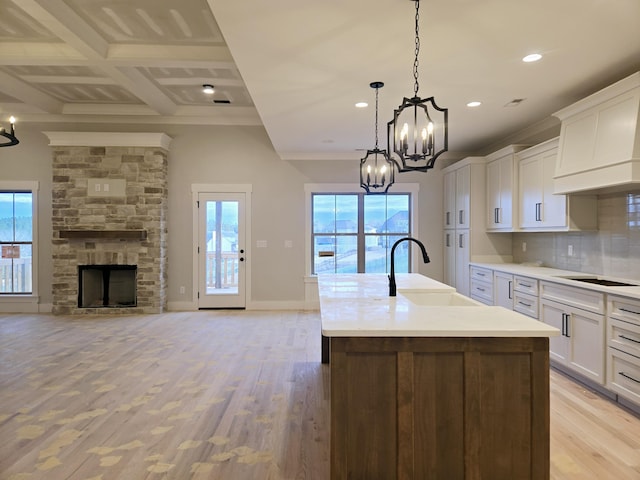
78;265;137;308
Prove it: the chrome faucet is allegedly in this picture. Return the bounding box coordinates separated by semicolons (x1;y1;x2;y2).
389;237;430;296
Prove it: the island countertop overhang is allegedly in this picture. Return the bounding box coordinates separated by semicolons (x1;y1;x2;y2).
319;273;560;338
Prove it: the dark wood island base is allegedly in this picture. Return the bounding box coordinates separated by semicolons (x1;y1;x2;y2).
330;336;550;480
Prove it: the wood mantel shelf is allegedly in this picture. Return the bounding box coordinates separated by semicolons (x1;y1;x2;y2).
59;230;148;240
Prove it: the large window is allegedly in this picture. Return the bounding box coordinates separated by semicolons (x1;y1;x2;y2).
0;191;33;294
312;192;412;274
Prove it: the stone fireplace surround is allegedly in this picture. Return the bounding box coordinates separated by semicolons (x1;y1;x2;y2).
46;132;171;315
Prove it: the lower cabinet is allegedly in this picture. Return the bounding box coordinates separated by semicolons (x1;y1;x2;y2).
330;336;550;480
470;266;493;305
494;271;513;309
607;295;640;406
540;283;605;384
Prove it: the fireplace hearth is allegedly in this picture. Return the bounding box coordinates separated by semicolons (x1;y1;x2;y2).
78;265;137;308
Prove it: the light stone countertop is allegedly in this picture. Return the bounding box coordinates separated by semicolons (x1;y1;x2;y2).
469;262;640;300
318;273;560;338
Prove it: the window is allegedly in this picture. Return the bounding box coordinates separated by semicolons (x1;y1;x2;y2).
0;189;34;294
311;190;414;274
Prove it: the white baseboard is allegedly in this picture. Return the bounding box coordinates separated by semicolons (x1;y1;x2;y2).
167;301;198;311
167;300;320;311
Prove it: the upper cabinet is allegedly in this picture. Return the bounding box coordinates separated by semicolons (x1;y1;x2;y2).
485;145;529;232
553;72;640;194
517;138;598;231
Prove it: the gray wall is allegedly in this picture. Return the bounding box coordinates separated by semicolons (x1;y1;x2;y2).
1;124;445;309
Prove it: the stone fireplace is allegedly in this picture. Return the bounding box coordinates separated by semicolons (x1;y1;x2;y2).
47;132;170;315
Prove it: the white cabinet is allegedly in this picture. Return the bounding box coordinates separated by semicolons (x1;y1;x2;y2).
607;295;640;406
513;276;538;319
485;145;528;231
518;138;598;231
470;266;493;305
494;271;513;309
442;157;511;296
455;230;470;296
443;231;455;287
444;170;456;228
553;72;640;194
540;281;605;384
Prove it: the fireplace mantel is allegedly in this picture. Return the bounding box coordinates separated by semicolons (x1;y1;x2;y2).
59;230;148;240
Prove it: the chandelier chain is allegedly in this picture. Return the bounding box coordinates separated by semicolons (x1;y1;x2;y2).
374;86;379;148
413;0;420;97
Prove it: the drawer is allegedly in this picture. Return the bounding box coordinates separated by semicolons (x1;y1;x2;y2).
470;279;493;304
608;317;640;358
608;348;640;405
470;293;493;306
513;292;538;319
470;266;492;283
514;276;538;296
540;281;605;315
608;295;640;327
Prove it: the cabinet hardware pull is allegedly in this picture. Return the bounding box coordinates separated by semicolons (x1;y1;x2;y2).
494;207;499;224
508;280;513;300
459;210;464;225
561;314;565;336
459;234;463;248
620;307;640;316
565;313;571;338
477;272;485;277
619;334;640;345
477;287;485;292
619;372;640;384
518;301;532;307
446;211;450;226
520;283;531;288
535;202;542;222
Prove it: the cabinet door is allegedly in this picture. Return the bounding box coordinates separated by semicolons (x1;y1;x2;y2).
443;230;455;287
568;309;605;384
455;230;470;296
541;148;567;227
455;166;470;229
498;157;514;229
494;271;513;309
486;159;501;229
541;299;569;364
444;171;456;228
519;156;543;228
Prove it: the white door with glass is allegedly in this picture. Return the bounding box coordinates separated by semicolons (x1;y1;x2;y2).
198;193;246;308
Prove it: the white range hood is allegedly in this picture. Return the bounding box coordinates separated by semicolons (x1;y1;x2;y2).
553;72;640;194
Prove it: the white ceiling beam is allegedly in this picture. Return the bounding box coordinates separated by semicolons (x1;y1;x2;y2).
9;0;177;116
10;0;110;59
0;70;63;114
20;76;117;85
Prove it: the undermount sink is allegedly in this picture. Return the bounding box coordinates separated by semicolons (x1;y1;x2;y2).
400;292;483;306
558;276;639;287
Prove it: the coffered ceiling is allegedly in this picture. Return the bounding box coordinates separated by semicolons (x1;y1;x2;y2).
1;0;639;160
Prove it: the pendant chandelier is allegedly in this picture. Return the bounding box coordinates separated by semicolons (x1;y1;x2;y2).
387;0;448;172
360;81;395;194
0;116;19;147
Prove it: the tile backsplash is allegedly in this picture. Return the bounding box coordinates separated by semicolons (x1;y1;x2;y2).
513;192;640;281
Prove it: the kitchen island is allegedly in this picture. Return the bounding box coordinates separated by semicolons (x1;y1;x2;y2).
319;273;559;480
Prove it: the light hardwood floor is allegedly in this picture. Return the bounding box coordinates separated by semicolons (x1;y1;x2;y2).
0;311;639;480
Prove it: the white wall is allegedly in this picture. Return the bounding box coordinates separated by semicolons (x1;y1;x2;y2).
1;124;446;311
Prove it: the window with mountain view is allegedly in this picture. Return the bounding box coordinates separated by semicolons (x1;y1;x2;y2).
0;191;33;294
312;193;411;274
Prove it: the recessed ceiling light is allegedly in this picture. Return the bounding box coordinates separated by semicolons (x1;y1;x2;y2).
522;53;542;63
467;101;482;107
202;84;215;94
355;102;368;108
